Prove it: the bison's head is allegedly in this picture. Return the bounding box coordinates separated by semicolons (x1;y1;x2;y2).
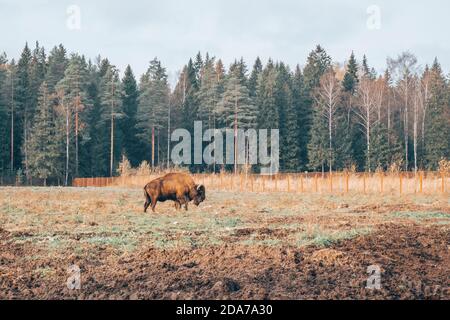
192;184;206;206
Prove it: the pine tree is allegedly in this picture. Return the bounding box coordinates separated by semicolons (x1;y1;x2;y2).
120;65;140;166
0;53;9;174
217;68;256;174
27;82;61;185
1;59;17;175
83;59;107;177
29;42;46;116
217;69;256;130
137;58;170;169
56;54;90;178
45;44;68;92
100;65;123;176
197;56;219;129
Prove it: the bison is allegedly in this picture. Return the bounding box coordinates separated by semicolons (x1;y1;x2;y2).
143;173;206;213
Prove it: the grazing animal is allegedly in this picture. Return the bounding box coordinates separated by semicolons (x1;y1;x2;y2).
143;173;206;213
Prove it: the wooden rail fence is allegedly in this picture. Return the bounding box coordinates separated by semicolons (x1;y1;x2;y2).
72;172;448;195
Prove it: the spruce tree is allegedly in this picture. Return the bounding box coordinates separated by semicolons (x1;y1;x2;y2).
15;43;32;176
292;65;309;170
27;82;61;185
303;45;332;91
307;108;328;172
193;52;203;85
257;60;279;130
343;52;359;93
248;57;262;98
275;62;298;171
424;59;449;169
362;55;370;77
302;45;332;169
120;65;140;166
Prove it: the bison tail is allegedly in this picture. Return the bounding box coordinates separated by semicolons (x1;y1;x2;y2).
144;188;151;203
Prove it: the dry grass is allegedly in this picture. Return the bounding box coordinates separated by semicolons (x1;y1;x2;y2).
0;187;448;255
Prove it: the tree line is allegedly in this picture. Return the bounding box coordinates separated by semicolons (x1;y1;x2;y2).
0;43;448;184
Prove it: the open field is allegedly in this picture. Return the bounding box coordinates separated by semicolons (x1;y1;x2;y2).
0;187;449;299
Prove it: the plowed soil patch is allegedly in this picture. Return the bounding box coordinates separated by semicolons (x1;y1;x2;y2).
0;224;448;300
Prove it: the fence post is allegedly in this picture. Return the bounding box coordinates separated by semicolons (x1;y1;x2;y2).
419;172;423;193
287;175;291;192
363;174;366;194
345;173;349;193
314;174;318;193
275;174;278;192
329;172;333;193
380;172;384;194
399;172;403;195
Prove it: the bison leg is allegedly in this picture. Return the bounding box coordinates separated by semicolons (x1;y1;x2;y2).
176;195;188;211
183;195;189;211
144;200;150;213
174;201;181;210
150;198;158;212
144;191;151;213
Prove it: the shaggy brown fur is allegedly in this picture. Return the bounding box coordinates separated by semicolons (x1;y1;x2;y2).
143;173;206;213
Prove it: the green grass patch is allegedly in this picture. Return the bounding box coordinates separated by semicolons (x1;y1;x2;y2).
390;211;449;221
296;226;372;247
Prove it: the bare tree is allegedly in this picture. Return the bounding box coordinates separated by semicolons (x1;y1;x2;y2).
387;52;418;170
412;76;422;173
374;76;387;123
355;76;379;171
420;69;431;154
314;69;341;173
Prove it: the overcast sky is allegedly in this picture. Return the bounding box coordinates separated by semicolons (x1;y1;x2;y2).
1;0;449;86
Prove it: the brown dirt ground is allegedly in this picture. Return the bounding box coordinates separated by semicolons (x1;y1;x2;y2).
1;223;448;300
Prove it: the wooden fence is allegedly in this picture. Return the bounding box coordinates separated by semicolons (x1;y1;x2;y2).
72;172;448;195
